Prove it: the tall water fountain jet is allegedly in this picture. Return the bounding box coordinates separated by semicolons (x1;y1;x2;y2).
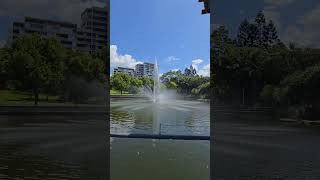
153;57;160;103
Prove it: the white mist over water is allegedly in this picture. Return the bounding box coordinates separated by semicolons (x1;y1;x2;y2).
138;57;181;103
153;57;160;103
112;57;209;135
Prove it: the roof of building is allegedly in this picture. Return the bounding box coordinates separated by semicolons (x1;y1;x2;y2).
25;16;77;28
81;6;108;16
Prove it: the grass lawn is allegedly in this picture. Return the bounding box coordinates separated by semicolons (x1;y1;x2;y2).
0;89;138;106
110;89;134;96
0;90;106;106
0;90;59;105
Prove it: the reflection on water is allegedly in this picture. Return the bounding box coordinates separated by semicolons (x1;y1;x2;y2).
0;115;107;179
0;144;82;179
0;99;209;179
111;99;210;135
111;99;210;180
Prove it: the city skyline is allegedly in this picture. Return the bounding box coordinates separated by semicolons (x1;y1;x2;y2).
113;62;155;78
5;5;107;55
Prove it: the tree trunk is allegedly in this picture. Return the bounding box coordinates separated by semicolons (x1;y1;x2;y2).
120;90;122;95
34;88;39;106
46;95;49;102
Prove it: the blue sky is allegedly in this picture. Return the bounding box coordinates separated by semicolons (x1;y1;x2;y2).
110;0;210;76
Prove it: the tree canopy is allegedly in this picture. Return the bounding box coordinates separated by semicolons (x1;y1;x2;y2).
0;34;106;105
212;11;320;119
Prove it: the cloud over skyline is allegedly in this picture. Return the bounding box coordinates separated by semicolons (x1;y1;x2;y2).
111;45;210;77
282;3;320;47
191;59;210;77
110;45;143;69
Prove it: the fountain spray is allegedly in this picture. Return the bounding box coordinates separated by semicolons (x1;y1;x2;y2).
153;57;160;103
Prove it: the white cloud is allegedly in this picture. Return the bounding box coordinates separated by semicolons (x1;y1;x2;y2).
189;59;210;76
297;4;320;27
171;68;180;72
282;3;320;48
198;64;210;77
165;56;180;63
110;45;143;69
191;59;204;70
282;26;312;47
0;0;105;25
192;59;203;65
263;0;296;33
263;9;281;30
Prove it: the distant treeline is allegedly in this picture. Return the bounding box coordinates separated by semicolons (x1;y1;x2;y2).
111;67;210;99
0;34;108;105
110;73;153;95
212;11;320;119
160;69;210;98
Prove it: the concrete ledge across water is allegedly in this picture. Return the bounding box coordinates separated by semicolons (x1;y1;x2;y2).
110;133;210;141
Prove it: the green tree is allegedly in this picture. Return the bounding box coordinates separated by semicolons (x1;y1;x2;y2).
9;34;50;105
237;19;257;47
139;76;153;88
265;20;279;47
237;11;279;49
0;47;12;88
63;50;106;102
254;11;267;48
41;38;66;101
111;73;131;95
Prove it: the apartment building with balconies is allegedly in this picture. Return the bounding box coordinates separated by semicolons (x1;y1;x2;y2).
8;6;107;55
135;62;155;78
77;6;108;54
113;67;135;76
9;17;77;50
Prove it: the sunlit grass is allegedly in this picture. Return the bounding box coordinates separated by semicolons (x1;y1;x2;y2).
110;89;133;96
0;90;59;103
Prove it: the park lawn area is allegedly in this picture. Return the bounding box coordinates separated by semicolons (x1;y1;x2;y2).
0;90;59;105
110;89;134;96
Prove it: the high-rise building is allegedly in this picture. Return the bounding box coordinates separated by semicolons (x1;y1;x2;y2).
113;67;135;76
143;62;155;77
77;6;108;54
8;6;107;55
135;64;144;77
135;62;155;78
9;17;77;50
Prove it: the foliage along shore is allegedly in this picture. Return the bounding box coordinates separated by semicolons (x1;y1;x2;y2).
211;11;320;120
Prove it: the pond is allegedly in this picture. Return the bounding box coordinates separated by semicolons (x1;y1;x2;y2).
0;98;210;179
110;98;210;180
0;113;107;179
